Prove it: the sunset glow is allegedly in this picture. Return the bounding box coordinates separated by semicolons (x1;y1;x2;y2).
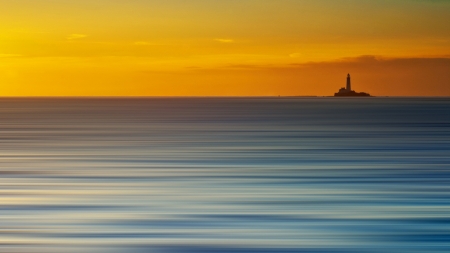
1;0;449;96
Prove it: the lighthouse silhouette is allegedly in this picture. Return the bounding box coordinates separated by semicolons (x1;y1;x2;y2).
346;73;351;91
334;73;371;97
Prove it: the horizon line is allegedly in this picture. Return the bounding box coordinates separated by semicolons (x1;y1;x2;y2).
0;95;449;99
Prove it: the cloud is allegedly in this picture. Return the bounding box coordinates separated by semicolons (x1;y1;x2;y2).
133;41;168;46
289;53;303;58
0;54;22;58
194;55;450;96
299;55;450;69
134;41;151;46
214;39;234;43
67;34;88;40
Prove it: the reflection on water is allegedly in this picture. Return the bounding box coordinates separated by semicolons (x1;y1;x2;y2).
1;97;449;253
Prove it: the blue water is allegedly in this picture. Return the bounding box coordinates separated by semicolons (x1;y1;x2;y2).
1;97;449;253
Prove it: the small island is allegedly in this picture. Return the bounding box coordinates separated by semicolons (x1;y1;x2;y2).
334;74;371;97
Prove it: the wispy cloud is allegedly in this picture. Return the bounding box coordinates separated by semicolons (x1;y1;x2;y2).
67;34;88;40
134;41;151;46
289;53;303;58
0;54;22;58
214;39;234;43
133;41;168;46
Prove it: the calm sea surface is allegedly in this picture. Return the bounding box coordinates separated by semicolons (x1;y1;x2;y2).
1;97;449;253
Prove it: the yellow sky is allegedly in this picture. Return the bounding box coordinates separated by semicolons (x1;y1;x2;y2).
0;0;449;96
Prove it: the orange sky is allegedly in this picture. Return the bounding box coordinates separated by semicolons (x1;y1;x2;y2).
0;0;449;96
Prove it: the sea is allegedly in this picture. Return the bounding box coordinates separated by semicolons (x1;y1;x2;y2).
1;97;449;253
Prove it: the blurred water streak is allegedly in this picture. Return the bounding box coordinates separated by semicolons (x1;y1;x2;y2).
0;97;449;253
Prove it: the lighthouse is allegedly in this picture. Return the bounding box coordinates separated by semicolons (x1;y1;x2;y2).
334;73;371;97
346;73;351;91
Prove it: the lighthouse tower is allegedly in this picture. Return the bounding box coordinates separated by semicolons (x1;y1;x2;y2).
334;73;370;96
346;73;351;91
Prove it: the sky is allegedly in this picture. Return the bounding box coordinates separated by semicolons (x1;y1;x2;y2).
0;0;449;96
